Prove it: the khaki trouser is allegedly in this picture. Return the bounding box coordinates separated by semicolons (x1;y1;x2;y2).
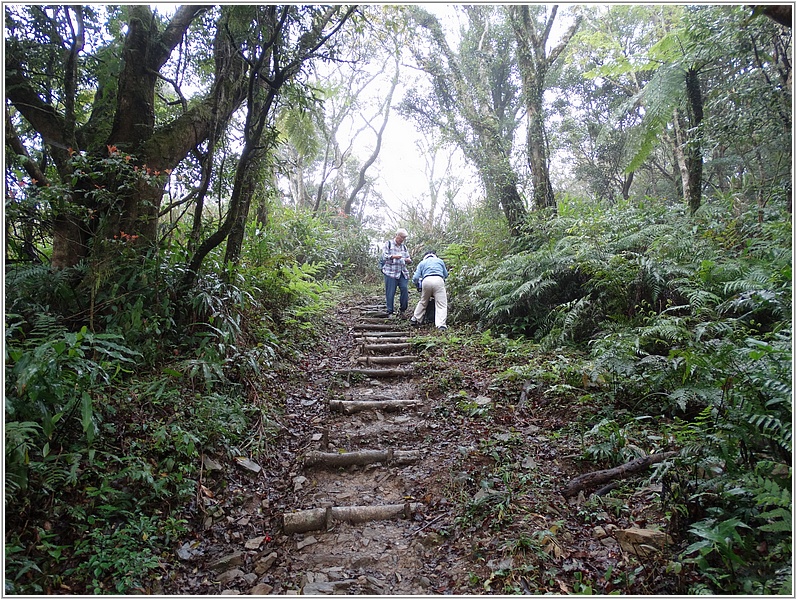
412;275;447;328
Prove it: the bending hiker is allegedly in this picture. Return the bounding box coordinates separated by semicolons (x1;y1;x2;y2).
381;228;412;317
410;251;449;331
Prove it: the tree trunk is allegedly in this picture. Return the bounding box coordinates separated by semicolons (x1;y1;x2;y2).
621;171;634;200
671;110;690;203
108;5;160;152
527;93;556;209
509;5;582;212
51;214;89;269
485;159;527;233
476;130;527;233
186;136;263;284
224;149;267;267
684;68;704;215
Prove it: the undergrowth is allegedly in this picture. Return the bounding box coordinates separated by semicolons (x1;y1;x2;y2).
425;198;792;594
4;191;790;594
3;208;351;594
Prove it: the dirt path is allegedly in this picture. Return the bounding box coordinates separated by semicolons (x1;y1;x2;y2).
277;296;467;595
165;292;475;595
162;290;681;595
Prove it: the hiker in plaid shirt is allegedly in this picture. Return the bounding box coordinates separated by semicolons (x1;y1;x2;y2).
381;228;412;317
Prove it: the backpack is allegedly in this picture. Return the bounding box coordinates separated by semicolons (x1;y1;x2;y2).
377;240;393;270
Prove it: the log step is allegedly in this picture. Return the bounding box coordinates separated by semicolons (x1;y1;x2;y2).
353;323;405;331
283;502;423;534
354;331;408;339
356;355;415;365
329;398;421;413
358;337;410;345
304;449;420;468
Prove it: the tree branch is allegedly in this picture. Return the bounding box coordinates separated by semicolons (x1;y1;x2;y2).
5;107;49;186
5;54;71;153
153;5;207;68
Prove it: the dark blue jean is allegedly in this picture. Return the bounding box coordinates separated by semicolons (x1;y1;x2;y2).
384;274;409;314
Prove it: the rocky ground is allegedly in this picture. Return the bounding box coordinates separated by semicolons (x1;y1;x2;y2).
162;289;683;595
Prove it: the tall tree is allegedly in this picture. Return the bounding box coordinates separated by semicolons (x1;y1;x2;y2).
344;54;400;216
5;4;356;280
620;5;791;215
272;5;410;218
5;5;248;268
402;5;527;234
199;5;357;278
508;5;582;210
551;5;654;202
692;5;792;216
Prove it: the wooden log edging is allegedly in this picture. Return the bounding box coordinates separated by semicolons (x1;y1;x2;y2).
354;331;408;340
353;323;402;331
356;355;415;365
561;451;679;498
283;502;424;534
304;449;420;468
329;399;421;414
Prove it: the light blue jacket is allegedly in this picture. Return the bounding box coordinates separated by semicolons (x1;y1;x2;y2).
412;254;448;287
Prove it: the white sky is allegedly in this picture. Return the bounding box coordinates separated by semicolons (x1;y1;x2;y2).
342;4;477;226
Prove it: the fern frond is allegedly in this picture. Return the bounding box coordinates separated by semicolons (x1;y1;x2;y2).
638;315;692;346
626;63;686;172
562;296;593;335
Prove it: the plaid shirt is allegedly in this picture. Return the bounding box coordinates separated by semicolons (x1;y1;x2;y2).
381;239;411;279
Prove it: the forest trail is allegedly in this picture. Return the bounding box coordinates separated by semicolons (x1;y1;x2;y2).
168;293;475;595
276;297;464;595
164;290;695;596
